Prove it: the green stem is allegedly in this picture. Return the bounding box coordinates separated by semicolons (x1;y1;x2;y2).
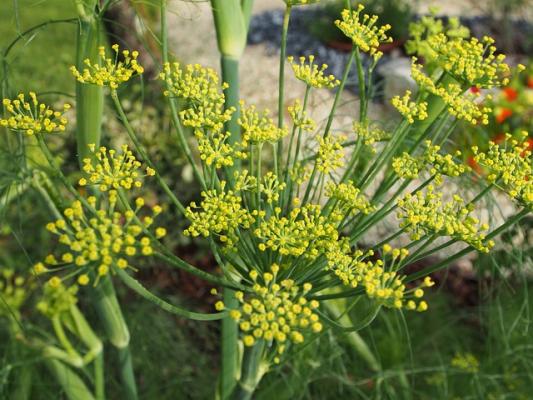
45;359;95;400
278;5;291;130
231;342;267;400
75;14;103;162
354;48;367;122
91;276;138;400
110;91;186;215
324;48;356;137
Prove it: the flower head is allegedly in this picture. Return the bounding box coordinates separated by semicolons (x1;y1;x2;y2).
0;269;30;317
391;90;428;123
79;144;154;191
239;101;288;144
70;44;144;89
473;134;533;206
326;181;374;215
223;266;322;357
335;5;392;59
316;134;346;174
36;280;78;319
184;182;255;247
397;186;493;252
160;62;232;132
288;100;316;132
42;193;165;286
288;56;339;89
1;93;70;135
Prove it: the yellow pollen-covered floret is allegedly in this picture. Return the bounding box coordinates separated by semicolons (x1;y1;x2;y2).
288;55;340;89
226;266;322;351
79;144;153;191
1;93;70;135
70;44;144;89
316;134;346;174
335;5;392;59
40;194;164;285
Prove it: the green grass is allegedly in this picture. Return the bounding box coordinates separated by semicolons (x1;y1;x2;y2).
0;0;78;95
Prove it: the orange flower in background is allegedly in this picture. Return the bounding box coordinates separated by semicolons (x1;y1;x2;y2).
528;76;533;89
469;86;480;94
493;132;506;144
467;156;482;174
496;107;513;124
502;87;518;102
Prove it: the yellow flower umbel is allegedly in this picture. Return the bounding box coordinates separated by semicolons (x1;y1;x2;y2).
41;192;166;286
326;181;375;215
473;134;533;207
288;56;339;89
335;5;392;60
429;34;510;88
79;144;155;191
0;269;30;318
1;93;70;135
239;101;288;144
316;135;346;174
325;243;431;311
222;265;322;362
393;140;468;182
37;279;79;319
353;121;389;153
160;62;232;132
254;204;341;258
451;352;480;373
391;90;428;123
288;100;316;132
70;44;144;90
397;186;493;252
183;182;255;247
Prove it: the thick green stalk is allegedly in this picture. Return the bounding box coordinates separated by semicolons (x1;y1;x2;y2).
45;359;95;400
231;342;267;400
278;5;291;131
210;2;252;396
91;277;137;400
221;56;241;149
75;14;103;161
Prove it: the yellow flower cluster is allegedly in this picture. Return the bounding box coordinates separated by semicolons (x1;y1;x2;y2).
473;134;533;206
289;162;312;185
335;5;392;59
397;186;493;252
1;93;70;135
325;243;431;311
37;279;78;319
221;265;322;358
184;182;255;246
196;130;243;169
79;144;155;191
316;135;345;174
428;34;510;88
238;101;288;144
288;56;339;89
391;90;428;123
411;60;491;125
353;121;389;153
260;172;286;204
70;44;144;89
406;15;470;63
39;193;165;286
451;352;479;373
288;100;316;132
255;204;341;258
393;141;468;181
0;269;29;317
326;181;375;215
160;62;232;132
